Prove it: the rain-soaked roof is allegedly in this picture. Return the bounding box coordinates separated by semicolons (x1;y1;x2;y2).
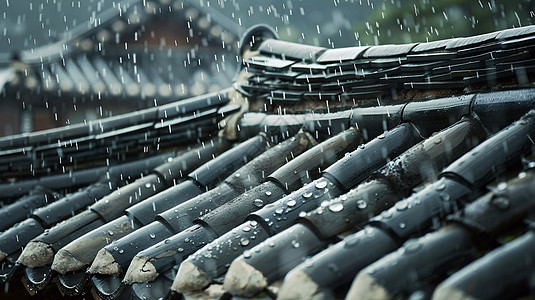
1;2;535;300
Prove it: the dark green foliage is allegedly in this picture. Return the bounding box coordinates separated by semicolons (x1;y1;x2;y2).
354;0;535;44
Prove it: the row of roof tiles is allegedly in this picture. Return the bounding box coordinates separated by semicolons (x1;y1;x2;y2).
1;24;535;300
241;25;535;104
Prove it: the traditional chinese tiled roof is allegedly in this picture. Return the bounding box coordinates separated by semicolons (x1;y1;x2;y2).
1;23;535;300
0;0;239;137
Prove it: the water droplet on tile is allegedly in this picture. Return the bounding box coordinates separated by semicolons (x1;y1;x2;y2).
491;196;510;210
328;202;344;212
253;199;264;207
315;180;328;189
395;201;408;211
435;182;446;191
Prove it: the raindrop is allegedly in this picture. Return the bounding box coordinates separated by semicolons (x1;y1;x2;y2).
377;132;386;139
242;226;251;232
275;208;284;215
177;248;184;253
240;238;250;246
315;180;328;189
435;182;446;191
253;199;264;207
328;202;344;212
327;263;339;273
395;201;408;211
268;240;275;247
381;210;393;219
299;211;307;217
404;241;422;254
497;182;508;191
345;237;359;248
149;233;156;239
399;222;406;229
291;240;300;248
491;196;510;210
356;200;367;210
249;220;258;227
145;183;152;189
287;199;297;207
108;230;114;236
235;173;240;178
434;138;442;145
265;191;272;196
302;192;313;199
243;250;252;258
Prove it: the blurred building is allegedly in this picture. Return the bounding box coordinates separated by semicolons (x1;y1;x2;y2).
0;0;240;136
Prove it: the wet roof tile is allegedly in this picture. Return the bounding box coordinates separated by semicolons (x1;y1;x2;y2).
316;46;370;63
362;43;418;58
258;39;326;61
